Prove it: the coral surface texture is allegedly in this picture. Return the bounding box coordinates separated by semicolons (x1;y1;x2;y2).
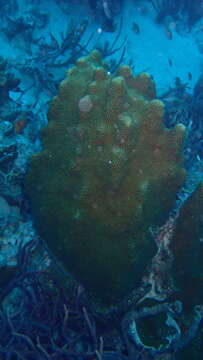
25;51;186;304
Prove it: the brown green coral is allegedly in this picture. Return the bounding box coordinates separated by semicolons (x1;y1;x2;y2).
25;51;186;305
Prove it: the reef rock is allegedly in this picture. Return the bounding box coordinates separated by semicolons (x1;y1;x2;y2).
170;181;203;310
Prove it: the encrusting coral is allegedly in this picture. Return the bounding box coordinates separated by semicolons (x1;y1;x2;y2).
170;181;203;310
25;51;186;305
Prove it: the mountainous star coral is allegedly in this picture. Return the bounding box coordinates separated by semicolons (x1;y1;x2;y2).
25;51;186;305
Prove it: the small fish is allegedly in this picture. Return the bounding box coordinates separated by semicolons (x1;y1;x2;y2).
88;0;96;10
164;27;173;40
49;32;59;49
168;58;173;66
132;22;140;34
188;72;192;81
102;0;112;19
169;22;176;31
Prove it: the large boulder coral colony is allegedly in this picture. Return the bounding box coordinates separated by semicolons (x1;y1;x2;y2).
25;51;186;304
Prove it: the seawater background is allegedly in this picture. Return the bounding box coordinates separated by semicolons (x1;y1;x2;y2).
2;0;202;104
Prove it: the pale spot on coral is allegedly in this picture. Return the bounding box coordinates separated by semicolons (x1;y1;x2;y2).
124;102;130;109
112;146;125;158
118;113;132;127
97;146;103;152
140;180;149;193
97;123;107;133
74;209;81;219
92;202;99;210
78;94;93;112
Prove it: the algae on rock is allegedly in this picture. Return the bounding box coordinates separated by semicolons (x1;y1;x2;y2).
25;51;186;304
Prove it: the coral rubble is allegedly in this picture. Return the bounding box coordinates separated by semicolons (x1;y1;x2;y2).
25;51;186;304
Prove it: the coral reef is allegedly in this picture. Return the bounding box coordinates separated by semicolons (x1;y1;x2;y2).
25;51;186;305
0;56;20;103
122;300;203;359
170;181;203;310
0;228;202;360
0;55;43;292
